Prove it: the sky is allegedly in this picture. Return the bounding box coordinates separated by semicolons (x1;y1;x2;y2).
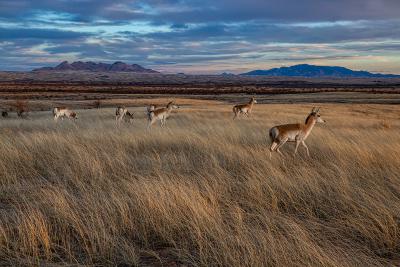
0;0;399;74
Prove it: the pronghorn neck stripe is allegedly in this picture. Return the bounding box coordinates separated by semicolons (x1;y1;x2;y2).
304;116;317;133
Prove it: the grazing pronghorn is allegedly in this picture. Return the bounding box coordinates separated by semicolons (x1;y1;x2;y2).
115;106;134;124
147;101;179;128
53;107;77;121
233;97;257;119
269;107;326;158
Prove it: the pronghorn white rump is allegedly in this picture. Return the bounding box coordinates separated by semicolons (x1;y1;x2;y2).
115;106;134;124
269;107;326;158
53;107;77;121
233;97;257;119
146;104;158;121
147;101;179;128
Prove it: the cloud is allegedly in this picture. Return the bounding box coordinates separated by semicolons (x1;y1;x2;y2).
1;0;400;23
0;27;90;40
0;0;399;73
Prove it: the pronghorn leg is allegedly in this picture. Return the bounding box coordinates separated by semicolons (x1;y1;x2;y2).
269;141;278;159
275;138;288;156
294;140;301;157
233;112;238;120
301;141;310;157
147;118;156;129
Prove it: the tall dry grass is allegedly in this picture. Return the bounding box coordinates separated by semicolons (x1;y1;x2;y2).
0;103;400;266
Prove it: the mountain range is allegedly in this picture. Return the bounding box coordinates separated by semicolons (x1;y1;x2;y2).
34;61;159;73
241;64;399;78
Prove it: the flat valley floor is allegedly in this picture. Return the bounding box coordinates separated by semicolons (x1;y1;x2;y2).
1;97;400;266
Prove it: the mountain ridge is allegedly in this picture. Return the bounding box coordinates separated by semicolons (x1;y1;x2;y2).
33;61;159;73
241;64;399;78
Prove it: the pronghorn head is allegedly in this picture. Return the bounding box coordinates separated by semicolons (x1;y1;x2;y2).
251;97;257;104
306;107;325;124
71;112;78;119
167;101;179;109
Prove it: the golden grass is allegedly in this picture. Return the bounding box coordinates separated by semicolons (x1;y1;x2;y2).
0;102;400;266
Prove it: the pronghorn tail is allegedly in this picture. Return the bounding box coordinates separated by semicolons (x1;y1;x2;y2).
146;105;156;121
269;127;279;143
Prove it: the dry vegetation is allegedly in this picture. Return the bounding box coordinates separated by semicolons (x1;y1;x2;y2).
0;102;400;266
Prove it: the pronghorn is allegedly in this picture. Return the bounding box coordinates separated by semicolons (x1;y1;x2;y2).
53;107;77;121
233;97;257;119
269;107;326;158
115;106;134;124
147;101;179;128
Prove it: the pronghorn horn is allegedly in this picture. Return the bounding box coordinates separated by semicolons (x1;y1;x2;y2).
316;107;320;113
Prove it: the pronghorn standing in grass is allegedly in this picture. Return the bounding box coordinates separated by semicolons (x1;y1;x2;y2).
269;107;326;158
147;101;179;128
233;97;257;119
115;106;134;124
53;107;78;121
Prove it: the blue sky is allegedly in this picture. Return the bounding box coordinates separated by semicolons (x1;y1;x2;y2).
0;0;399;74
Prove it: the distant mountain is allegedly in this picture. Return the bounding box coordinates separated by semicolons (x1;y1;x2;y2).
241;64;400;78
34;61;159;73
220;72;236;76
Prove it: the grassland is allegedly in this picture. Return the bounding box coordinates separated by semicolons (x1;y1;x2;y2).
1;101;400;266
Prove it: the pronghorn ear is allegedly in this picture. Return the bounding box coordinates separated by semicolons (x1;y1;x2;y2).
311;107;316;113
316;107;321;113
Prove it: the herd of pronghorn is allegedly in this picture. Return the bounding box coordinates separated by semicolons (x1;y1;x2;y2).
52;98;325;158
